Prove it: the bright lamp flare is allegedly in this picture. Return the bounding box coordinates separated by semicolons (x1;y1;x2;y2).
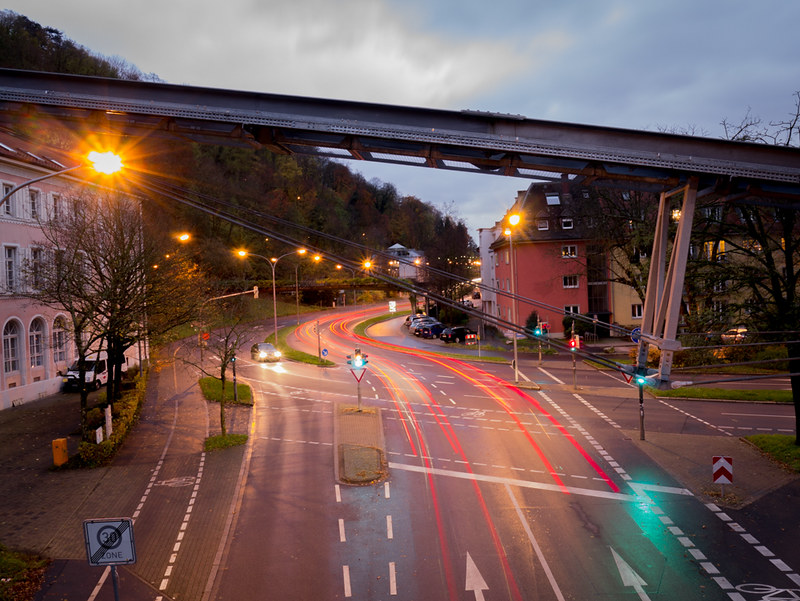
509;213;521;226
87;151;123;175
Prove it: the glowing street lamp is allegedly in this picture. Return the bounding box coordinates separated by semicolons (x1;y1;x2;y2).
237;248;305;343
1;150;123;208
507;213;521;384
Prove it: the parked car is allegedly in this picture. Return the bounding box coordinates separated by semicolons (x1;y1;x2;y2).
440;326;477;344
409;317;438;335
62;355;109;391
251;342;281;362
419;322;446;338
403;313;427;327
721;327;748;343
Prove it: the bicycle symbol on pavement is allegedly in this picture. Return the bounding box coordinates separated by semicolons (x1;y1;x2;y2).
736;583;800;600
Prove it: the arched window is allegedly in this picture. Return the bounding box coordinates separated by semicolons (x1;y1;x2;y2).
53;317;67;363
3;321;20;373
29;318;45;367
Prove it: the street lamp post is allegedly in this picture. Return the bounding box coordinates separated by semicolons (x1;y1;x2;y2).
506;213;521;384
336;264;357;305
238;249;304;344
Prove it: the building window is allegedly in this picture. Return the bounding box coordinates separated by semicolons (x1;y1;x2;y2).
4;246;18;292
537;219;549;231
3;321;20;373
561;218;574;230
632;303;643;319
29;319;44;367
562;245;577;258
2;184;13;216
52;194;61;221
564;305;579;315
545;193;560;206
563;275;579;288
53;317;67;363
29;189;40;220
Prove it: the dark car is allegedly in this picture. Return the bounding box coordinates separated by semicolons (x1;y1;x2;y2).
420;323;446;338
409;317;438;335
440;326;477;344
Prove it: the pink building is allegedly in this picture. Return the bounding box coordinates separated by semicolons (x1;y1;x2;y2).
1;129;80;408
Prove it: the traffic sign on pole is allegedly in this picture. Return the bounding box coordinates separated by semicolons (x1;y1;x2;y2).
350;368;366;383
83;518;136;566
712;456;733;484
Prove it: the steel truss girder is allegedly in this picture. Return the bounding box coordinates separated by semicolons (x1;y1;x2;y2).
635;178;699;383
1;69;800;198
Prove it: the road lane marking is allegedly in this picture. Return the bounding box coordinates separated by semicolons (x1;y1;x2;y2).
389;462;634;501
505;485;566;601
386;515;393;539
335;484;342;502
384;481;390;498
339;519;346;542
537;366;564;385
343;565;352;597
389;562;397;595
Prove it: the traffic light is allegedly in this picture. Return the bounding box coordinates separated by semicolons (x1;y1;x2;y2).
533;326;542;337
568;335;580;351
347;348;369;368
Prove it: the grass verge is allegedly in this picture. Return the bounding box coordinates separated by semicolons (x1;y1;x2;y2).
199;376;253;405
746;434;800;472
0;544;49;601
204;433;248;451
266;326;336;366
650;386;793;403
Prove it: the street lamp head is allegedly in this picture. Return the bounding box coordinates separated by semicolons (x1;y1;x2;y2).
87;150;123;175
504;228;512;237
298;248;307;256
236;250;248;258
508;213;521;227
177;232;191;243
313;254;321;262
363;260;372;269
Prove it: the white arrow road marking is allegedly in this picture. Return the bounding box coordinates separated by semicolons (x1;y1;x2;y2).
611;547;650;601
465;553;489;601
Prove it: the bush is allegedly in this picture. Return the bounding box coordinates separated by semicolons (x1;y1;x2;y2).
76;376;146;467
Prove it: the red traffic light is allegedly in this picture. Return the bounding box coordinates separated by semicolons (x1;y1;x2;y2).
569;335;580;351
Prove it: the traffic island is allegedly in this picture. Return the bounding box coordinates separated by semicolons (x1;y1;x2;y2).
335;405;387;484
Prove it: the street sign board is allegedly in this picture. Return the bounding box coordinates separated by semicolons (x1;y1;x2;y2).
389;301;397;313
322;348;328;357
83;518;136;566
712;456;733;484
350;368;366;383
631;327;641;343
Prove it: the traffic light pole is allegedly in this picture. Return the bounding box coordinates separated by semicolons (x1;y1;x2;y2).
638;381;645;440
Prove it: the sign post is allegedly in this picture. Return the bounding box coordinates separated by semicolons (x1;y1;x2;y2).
84;518;136;601
713;456;733;497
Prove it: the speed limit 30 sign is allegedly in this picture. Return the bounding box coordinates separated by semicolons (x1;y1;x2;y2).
83;518;136;566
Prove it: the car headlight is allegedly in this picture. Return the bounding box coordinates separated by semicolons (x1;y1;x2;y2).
274;351;281;358
259;352;267;359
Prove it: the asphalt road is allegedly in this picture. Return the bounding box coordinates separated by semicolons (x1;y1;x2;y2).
200;310;797;601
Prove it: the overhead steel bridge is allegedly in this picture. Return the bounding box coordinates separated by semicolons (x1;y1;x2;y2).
1;68;798;386
0;68;799;200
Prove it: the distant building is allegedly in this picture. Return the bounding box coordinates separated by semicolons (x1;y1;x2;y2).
385;243;426;281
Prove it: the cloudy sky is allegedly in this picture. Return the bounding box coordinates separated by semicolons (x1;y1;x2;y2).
6;1;799;236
